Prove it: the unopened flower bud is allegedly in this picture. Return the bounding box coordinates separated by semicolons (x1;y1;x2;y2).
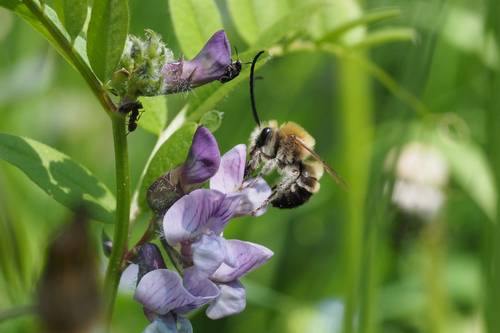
137;243;166;281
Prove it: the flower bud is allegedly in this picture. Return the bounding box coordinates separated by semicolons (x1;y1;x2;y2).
136;243;167;282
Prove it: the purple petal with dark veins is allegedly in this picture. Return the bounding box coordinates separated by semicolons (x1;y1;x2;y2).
236;177;272;217
163;189;237;245
211;240;273;283
206;280;246;319
176;267;220;313
180;127;220;186
135;269;197;315
210;144;246;193
191;234;226;276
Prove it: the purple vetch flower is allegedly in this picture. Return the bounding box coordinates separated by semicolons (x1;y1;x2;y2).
210;144;271;216
163;30;232;93
147;126;221;215
161;189;274;319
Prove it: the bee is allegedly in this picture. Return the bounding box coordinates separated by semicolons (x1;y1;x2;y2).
118;100;143;134
245;51;347;209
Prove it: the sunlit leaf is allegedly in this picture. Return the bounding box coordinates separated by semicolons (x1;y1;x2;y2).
318;8;401;43
53;0;88;40
0;133;116;223
250;3;324;51
347;27;416;50
138;123;198;210
138;96;168;135
87;0;129;81
227;0;290;45
169;0;222;58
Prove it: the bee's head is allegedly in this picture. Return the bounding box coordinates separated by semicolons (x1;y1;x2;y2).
256;127;273;148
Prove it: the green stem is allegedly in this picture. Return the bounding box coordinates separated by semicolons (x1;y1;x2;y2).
337;55;374;333
104;115;131;324
21;0;117;113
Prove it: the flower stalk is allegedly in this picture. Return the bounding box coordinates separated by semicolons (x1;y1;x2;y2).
103;114;131;323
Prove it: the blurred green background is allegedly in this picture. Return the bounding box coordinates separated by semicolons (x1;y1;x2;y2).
1;0;500;332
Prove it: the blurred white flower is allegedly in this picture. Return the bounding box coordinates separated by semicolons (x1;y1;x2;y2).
391;142;450;220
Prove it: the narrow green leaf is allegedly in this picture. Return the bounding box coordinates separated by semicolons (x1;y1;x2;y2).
347;27;416;50
0;133;116;223
199;110;223;132
432;131;497;222
318;8;401;43
137;96;168;135
138;123;198;210
169;0;222;58
87;0;129;81
53;0;88;40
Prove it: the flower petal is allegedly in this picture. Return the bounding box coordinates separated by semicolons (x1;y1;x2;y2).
206;280;246;319
143;313;178;333
134;269;196;315
163;189;237;245
212;240;273;283
181;126;220;186
182;30;231;87
210;144;246;193
176;267;220;313
236;177;272;216
191;234;226;276
137;243;167;281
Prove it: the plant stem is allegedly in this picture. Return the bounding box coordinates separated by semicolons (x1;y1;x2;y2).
21;0;117;113
337;54;374;333
103;115;131;324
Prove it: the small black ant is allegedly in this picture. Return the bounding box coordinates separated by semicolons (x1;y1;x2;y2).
118;101;143;134
219;47;249;84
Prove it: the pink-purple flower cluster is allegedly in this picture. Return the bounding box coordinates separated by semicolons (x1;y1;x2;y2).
135;127;274;332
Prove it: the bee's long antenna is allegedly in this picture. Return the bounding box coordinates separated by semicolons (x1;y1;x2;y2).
250;51;265;127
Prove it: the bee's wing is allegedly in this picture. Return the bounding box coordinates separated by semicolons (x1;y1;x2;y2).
291;136;348;190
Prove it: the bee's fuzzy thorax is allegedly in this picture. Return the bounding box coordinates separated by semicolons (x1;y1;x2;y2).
279;122;316;149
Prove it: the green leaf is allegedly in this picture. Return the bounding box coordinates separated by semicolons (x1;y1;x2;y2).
138;123;198;210
169;0;223;58
0;133;116;223
87;0;129;81
227;0;290;45
432;131;497;222
250;3;325;50
53;0;88;40
137;96;168;135
318;8;401;43
199;110;223;132
346;27;416;50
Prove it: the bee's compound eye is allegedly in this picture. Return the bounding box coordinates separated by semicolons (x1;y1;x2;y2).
256;127;272;147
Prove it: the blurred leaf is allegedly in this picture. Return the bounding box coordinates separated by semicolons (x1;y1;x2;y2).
347;27;416;50
87;0;129;81
1;1;91;73
227;0;290;46
0;133;116;223
138;123;197;210
199;110;223;132
318;8;401;43
251;3;324;50
432;131;497;222
138;96;168;135
53;0;88;40
168;0;222;58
